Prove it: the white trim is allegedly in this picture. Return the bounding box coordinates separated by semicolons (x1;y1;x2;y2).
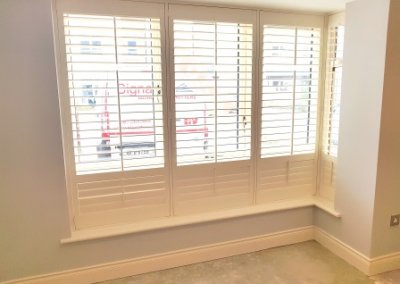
5;226;314;284
139;0;327;16
61;198;316;243
314;227;400;276
312;196;341;218
60;198;340;243
51;0;76;232
260;10;324;27
369;251;400;276
314;227;371;274
328;11;345;27
169;3;257;23
56;0;165;18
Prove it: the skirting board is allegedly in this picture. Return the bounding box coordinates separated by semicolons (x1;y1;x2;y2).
5;226;400;283
313;227;371;274
314;227;400;276
369;251;400;276
4;226;314;284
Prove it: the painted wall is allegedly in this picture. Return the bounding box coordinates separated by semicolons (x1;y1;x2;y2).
0;0;314;282
370;0;400;258
314;0;390;257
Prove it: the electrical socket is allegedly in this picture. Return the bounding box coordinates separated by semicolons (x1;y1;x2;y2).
390;214;400;227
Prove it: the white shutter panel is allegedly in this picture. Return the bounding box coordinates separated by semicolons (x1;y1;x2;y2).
173;20;252;165
260;26;320;157
62;12;169;228
74;169;169;228
319;24;344;200
323;25;344;158
257;25;320;202
171;13;254;215
257;155;316;202
65;14;121;174
174;161;252;215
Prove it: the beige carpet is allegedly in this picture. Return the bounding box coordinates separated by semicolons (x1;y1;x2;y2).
98;241;400;284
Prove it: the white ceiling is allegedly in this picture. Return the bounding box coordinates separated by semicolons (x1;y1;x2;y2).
184;0;352;13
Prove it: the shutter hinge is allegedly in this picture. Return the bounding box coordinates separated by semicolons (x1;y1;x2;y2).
72;216;77;229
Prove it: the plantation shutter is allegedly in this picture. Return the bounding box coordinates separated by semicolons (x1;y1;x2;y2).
57;2;170;229
257;13;322;203
64;14;165;174
260;25;319;157
323;25;344;158
170;6;256;215
319;22;345;201
56;2;328;232
173;20;252;165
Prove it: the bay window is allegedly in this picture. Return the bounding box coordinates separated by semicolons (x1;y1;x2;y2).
54;0;334;232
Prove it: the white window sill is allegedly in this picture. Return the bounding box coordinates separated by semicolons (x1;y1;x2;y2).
313;197;341;217
61;197;340;244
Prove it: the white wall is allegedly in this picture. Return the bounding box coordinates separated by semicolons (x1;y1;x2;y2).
314;0;390;257
371;0;400;258
0;1;314;282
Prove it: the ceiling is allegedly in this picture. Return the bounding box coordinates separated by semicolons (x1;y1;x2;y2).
184;0;352;13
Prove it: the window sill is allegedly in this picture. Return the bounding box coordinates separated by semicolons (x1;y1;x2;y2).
313;197;341;217
61;197;340;244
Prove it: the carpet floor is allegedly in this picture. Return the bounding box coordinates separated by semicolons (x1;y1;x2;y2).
98;241;400;284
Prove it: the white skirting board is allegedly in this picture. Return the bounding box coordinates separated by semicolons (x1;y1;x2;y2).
369;251;400;276
4;226;314;284
313;227;371;274
314;227;400;276
4;226;400;284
